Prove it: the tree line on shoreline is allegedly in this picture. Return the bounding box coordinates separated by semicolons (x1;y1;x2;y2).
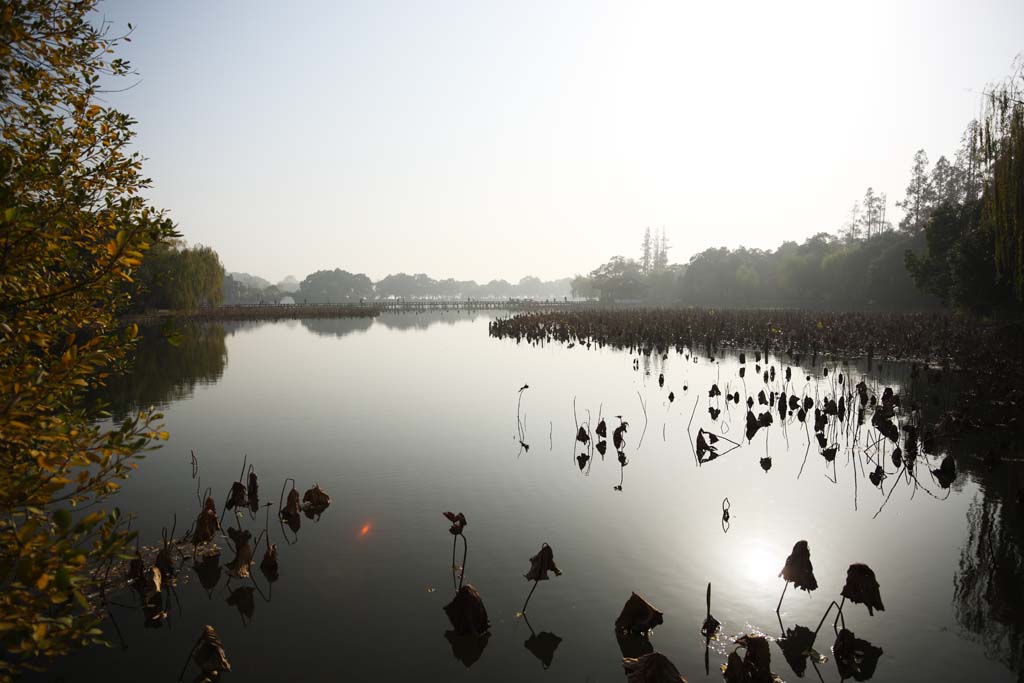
131;61;1024;316
571;65;1024;315
125;250;575;311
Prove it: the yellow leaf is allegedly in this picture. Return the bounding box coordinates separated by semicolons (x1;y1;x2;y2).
35;574;51;591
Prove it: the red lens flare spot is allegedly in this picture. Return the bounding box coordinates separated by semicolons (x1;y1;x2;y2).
359;523;372;537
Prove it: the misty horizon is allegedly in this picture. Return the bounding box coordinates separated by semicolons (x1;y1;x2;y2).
100;0;1023;283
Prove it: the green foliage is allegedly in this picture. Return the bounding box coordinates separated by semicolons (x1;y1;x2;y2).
905;199;1018;312
586;256;649;302
298;268;374;301
130;241;224;311
980;58;1024;301
0;1;174;677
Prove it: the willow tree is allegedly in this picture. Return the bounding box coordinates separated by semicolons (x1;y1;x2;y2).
981;58;1024;302
0;2;173;678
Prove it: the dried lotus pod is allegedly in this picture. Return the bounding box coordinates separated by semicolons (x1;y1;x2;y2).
443;511;467;535
615;592;663;634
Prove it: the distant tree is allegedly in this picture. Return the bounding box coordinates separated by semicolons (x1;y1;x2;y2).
931;155;959;208
589;256;646;301
276;275;300;293
859;188;891;238
571;274;597;299
375;272;418;298
131;242;224;311
517;275;543;297
897;149;937;234
641;228;652;275
955;120;984;203
298;269;374;301
841;202;862;242
654;229;670;272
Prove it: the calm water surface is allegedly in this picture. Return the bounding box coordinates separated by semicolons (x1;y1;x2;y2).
37;312;1023;682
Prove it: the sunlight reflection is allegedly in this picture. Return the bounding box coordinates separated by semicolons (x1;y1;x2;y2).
741;544;779;585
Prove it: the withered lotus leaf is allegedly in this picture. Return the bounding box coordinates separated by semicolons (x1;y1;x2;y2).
841;564;884;615
127;550;144;584
614;423;628;450
524;630;562;669
525;543;562;582
142;566;162;597
723;634;778;683
615;592;664;634
303;483;331;510
444;584;490;635
225;481;247;510
283;488;301;518
932;455;956;488
445;630;490;668
779;540;818;593
226;528;254;579
194;625;231;675
260;543;279;582
192;497;220;544
622;651;687;682
777;625;816;678
701;614;720;639
193;552;222;592
723;650;745;683
226;585;256;623
833;628;883;681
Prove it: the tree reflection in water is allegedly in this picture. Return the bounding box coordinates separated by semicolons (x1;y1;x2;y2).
955;458;1024;677
95;321;228;420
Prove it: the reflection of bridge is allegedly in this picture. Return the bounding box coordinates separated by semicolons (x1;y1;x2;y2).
126;300;588;323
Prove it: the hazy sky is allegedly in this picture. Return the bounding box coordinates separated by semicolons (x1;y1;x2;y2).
103;0;1022;283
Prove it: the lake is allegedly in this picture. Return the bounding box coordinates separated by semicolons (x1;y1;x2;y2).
36;311;1023;682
